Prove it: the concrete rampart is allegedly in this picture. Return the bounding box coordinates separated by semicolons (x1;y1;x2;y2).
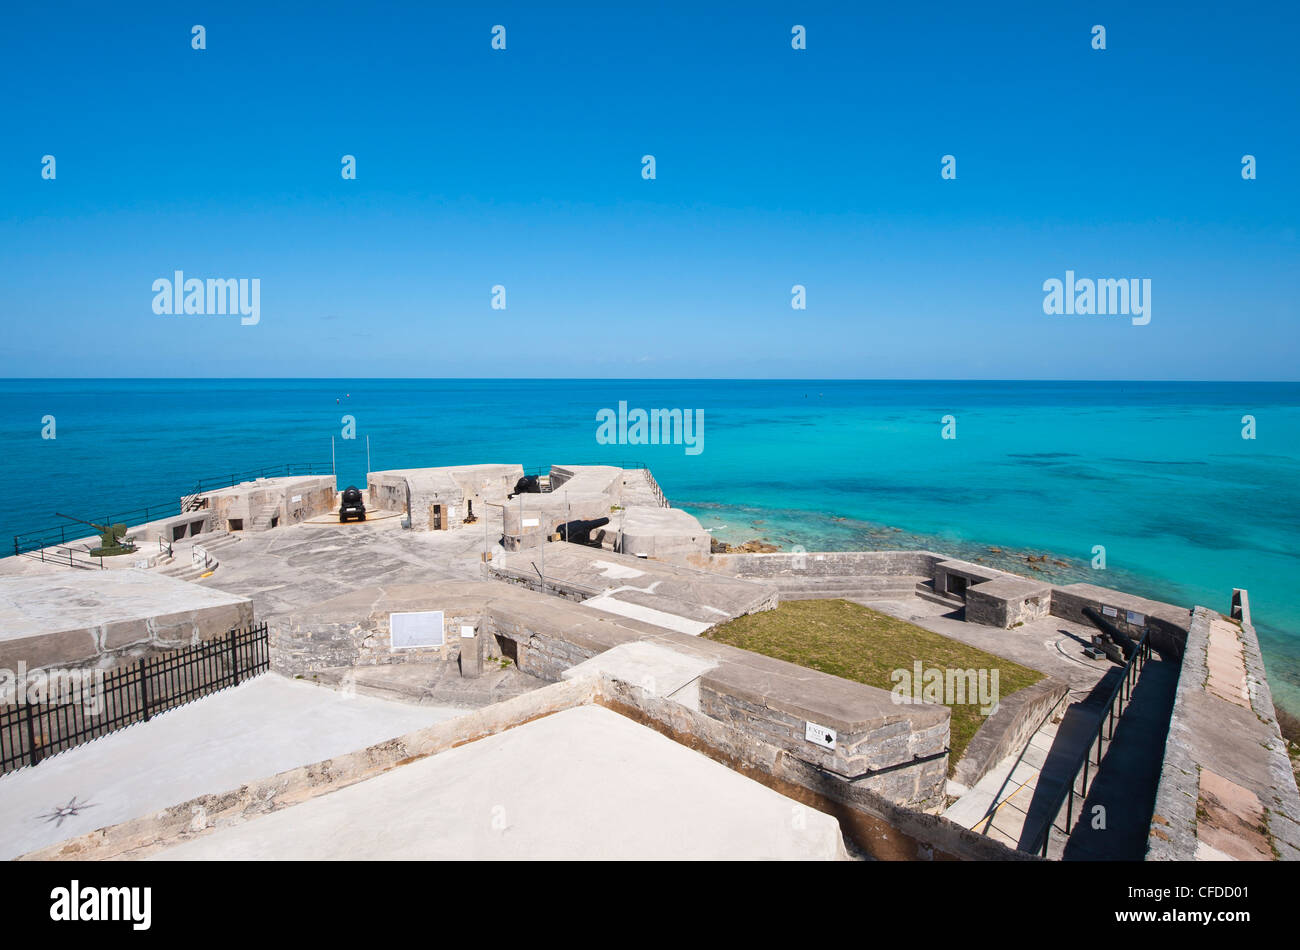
1147;601;1300;861
1050;583;1191;658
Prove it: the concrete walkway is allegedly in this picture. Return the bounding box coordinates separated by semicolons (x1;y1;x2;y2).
0;674;468;860
149;705;850;860
1062;655;1180;860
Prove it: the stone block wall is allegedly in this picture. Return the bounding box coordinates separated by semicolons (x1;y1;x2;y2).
1050;583;1191;658
698;682;949;811
965;579;1053;629
712;550;942;578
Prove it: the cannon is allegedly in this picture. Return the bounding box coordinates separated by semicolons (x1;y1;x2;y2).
508;475;540;498
1082;606;1138;662
339;486;366;522
557;516;610;546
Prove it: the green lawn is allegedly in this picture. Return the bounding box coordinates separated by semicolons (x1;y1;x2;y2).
704;599;1043;769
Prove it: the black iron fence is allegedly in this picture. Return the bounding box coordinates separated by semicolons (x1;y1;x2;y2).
1028;630;1154;857
0;623;270;775
12;462;332;556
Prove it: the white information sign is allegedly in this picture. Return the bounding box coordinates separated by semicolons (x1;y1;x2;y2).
522;518;540;528
805;721;837;750
391;610;445;649
1126;610;1145;626
460;625;476;639
1101;605;1118;618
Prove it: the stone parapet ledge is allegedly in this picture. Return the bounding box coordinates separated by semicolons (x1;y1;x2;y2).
1147;604;1300;861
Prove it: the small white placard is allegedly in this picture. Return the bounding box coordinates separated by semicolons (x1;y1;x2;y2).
805;721;837;750
460;625;475;639
1126;610;1145;626
522;517;540;528
291;494;302;503
391;610;445;649
1101;605;1118;618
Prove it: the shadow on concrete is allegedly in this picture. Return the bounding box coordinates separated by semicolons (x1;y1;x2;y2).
1062;656;1179;860
1015;669;1119;853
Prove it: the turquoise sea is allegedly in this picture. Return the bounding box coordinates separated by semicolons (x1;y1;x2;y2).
2;379;1298;713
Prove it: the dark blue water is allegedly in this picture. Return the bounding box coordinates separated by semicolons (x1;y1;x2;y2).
3;378;1297;710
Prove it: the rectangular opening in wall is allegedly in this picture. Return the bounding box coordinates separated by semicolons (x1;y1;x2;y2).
229;518;243;531
496;634;518;663
948;575;969;601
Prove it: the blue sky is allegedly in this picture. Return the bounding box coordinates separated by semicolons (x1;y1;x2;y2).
1;1;1296;378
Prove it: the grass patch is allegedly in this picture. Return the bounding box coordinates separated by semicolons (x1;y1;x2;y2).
704;599;1043;769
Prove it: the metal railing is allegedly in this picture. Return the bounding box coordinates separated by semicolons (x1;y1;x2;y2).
0;623;270;775
12;462;331;556
1028;630;1153;857
15;544;109;570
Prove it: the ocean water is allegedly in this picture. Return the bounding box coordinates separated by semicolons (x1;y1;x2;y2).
3;378;1298;712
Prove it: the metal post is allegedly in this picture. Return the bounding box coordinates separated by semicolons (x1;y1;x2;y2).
366;435;371;484
24;701;40;767
229;631;241;687
137;657;151;723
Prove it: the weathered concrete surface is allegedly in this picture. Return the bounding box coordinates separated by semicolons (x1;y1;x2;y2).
562;641;719;708
616;505;710;562
201;475;337;533
1050;582;1191;659
368;464;521;531
594;676;1024;860
952;676;1069;790
502;465;624;549
710;550;943;578
489;541;778;635
19;676;597;861
863;595;1114;693
1147;605;1300;861
965;577;1053;629
273;576;949;809
0;674;466;861
0;570;253;671
147;705;850;860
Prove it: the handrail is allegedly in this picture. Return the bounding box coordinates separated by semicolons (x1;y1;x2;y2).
16;543;106;570
1028;630;1153;857
12;462;331;556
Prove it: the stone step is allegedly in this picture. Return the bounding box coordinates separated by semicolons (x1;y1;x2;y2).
915;580;965;610
250;504;279;530
190;531;240;550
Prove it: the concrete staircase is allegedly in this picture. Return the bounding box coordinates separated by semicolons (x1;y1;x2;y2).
155;531;241;582
914;578;965;611
250;504;279;531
